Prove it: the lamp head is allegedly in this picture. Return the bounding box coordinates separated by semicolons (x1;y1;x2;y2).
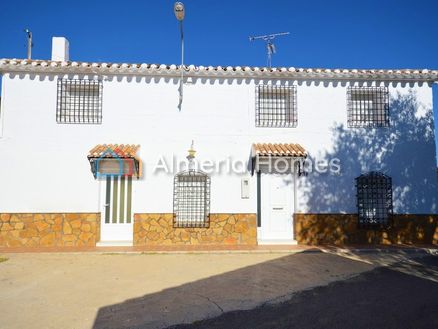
174;2;185;21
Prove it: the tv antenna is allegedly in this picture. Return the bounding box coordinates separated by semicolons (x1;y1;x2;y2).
249;32;290;68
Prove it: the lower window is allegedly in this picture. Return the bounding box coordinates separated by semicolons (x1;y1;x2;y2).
356;172;393;227
173;170;210;228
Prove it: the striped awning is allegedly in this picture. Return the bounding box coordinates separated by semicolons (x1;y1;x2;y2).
252;143;307;158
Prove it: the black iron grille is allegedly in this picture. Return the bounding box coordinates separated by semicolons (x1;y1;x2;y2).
173;170;211;228
347;86;389;127
57;79;103;124
356;172;393;227
255;85;297;127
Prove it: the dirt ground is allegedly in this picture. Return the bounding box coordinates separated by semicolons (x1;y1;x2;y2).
0;250;435;329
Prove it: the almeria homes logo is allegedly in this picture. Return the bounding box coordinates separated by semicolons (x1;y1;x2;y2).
150;154;341;176
95;147;135;178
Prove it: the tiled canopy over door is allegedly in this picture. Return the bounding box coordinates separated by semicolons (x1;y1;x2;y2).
252;143;307;245
87;144;141;245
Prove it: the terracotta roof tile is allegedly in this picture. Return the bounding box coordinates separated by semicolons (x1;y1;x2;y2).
88;144;140;158
252;143;306;157
1;58;437;81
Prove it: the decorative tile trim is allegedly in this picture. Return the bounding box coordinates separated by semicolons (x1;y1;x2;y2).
1;59;437;81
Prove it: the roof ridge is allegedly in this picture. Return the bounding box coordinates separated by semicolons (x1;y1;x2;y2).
1;58;436;72
1;58;437;81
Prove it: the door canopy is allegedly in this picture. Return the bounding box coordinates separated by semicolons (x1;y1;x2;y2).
87;144;141;178
251;143;307;175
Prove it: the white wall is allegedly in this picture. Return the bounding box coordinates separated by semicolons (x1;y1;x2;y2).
0;72;436;214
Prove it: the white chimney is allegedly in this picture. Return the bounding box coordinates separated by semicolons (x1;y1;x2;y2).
51;37;69;61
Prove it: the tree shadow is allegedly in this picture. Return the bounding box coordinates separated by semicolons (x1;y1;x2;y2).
296;90;438;244
167;254;438;329
91;251;372;329
91;251;437;329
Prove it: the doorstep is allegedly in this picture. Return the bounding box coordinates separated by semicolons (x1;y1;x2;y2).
96;240;133;247
257;239;298;245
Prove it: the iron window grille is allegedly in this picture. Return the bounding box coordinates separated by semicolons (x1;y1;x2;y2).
347;86;389;127
173;170;211;228
356;171;393;228
255;85;297;127
56;79;103;124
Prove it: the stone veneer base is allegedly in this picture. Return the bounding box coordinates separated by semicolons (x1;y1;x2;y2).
0;213;100;247
134;213;257;246
2;212;436;248
294;213;438;245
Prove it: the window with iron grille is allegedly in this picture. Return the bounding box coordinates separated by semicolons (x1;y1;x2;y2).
347;86;389;127
56;79;103;124
173;170;211;228
356;172;393;227
255;85;297;127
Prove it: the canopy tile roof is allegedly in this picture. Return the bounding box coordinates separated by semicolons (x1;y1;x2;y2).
252;143;307;157
1;58;437;81
88;144;140;158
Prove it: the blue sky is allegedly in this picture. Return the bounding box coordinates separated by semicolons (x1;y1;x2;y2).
1;0;437;68
0;0;437;155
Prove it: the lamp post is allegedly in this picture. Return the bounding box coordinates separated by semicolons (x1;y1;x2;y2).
24;29;32;60
174;2;185;108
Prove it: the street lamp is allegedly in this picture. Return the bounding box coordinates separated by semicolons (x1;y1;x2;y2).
24;29;32;60
174;2;185;109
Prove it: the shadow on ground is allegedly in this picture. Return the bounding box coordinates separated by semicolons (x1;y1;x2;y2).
92;251;437;329
168;255;438;329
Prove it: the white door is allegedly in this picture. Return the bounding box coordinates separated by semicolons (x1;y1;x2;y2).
259;173;295;244
99;175;133;245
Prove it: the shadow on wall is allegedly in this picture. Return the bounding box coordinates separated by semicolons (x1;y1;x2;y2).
294;214;438;245
299;90;438;214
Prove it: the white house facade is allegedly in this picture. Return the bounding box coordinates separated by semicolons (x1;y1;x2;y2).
0;37;437;248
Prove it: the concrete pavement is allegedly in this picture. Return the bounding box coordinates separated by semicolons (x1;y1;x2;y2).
170;255;438;329
0;250;435;329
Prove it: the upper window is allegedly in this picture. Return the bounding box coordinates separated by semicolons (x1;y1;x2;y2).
255;85;297;128
347;86;389;128
356;171;393;227
173;170;210;228
56;79;103;124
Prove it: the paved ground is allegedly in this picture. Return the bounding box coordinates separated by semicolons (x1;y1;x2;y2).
0;250;436;329
169;254;438;329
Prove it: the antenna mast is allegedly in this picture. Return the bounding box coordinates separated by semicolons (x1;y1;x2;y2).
249;32;290;68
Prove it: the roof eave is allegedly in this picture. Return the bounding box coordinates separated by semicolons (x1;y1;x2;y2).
1;59;437;82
